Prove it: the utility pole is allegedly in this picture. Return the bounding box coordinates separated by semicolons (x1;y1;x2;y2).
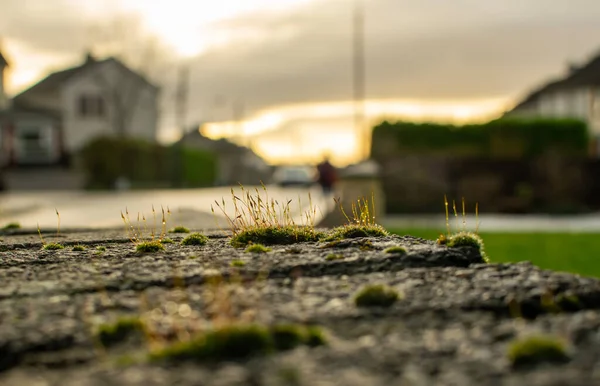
232;99;245;146
174;63;190;187
175;64;190;137
353;0;368;160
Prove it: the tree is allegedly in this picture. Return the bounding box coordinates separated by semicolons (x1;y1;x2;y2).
84;13;171;137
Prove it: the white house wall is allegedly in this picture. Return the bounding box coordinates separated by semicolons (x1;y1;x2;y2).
61;60;158;152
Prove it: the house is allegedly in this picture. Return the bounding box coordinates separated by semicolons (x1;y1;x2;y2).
505;50;600;155
178;124;273;186
0;50;159;188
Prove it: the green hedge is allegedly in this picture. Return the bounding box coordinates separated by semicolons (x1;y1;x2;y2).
78;137;217;189
371;118;589;158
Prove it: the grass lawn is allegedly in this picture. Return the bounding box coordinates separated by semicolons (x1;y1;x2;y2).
388;228;600;279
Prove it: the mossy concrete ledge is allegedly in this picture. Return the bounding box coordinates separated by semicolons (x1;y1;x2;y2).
1;227;600;385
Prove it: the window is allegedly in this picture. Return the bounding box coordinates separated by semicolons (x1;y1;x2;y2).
77;95;105;117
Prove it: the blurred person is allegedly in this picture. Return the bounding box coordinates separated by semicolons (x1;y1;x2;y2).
316;154;338;195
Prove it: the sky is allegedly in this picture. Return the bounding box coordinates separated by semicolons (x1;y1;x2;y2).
2;0;600;165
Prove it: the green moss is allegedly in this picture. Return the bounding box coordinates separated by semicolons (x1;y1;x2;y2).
96;246;106;252
43;242;65;251
230;259;246;267
230;225;323;248
161;237;174;244
181;233;208;246
325;253;344;261
304;326;327;347
96;317;144;347
446;231;488;263
149;325;273;362
169;226;190;234
271;324;307;351
324;224;389;241
507;335;570;368
384;246;407;254
136;240;164;253
358;240;374;251
2;222;21;230
72;245;86;251
148;324;326;363
245;244;272;253
354;284;400;308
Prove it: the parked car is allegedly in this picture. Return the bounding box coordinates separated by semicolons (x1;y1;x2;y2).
272;165;317;187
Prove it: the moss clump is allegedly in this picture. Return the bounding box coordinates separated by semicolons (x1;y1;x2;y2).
43;242;64;251
445;231;488;263
161;238;174;244
96;246;106;252
325;253;344;261
181;233;209;246
384;246;407;254
230;259;246;267
96;317;144;347
72;245;86;251
149;325;273;362
2;222;21;230
245;244;272;253
169;226;190;234
304;326;327;347
354;284;400;308
230;226;323;248
135;240;164;253
324;224;389;241
149;324;326;363
507;335;570;368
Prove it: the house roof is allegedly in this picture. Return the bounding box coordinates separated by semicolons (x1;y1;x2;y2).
510;49;600;112
13;55;158;104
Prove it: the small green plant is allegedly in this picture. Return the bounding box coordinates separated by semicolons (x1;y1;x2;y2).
435;196;488;262
136;240;165;253
43;242;65;251
507;335;570;368
181;232;209;246
161;237;174;244
121;205;171;252
245;244;272;253
325;253;344;261
148;324;326;362
96;246;106;252
2;222;20;230
38;209;63;250
95;317;145;347
169;226;190;234
213;184;323;247
230;259;246;267
325;194;389;241
354;284;400;308
384;246;407;254
72;245;86;251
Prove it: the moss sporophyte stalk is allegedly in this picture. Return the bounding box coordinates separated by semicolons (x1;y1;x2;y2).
213;184;322;247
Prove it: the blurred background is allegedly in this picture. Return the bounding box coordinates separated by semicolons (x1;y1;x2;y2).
3;0;600;275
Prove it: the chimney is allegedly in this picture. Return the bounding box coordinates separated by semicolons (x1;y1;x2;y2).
568;61;580;75
84;51;96;65
0;49;9;111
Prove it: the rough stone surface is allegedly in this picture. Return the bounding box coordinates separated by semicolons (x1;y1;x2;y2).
1;227;600;385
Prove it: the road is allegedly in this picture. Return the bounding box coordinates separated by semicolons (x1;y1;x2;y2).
0;185;331;230
382;213;600;233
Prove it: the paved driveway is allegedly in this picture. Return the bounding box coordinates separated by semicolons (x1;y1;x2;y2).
0;185;330;230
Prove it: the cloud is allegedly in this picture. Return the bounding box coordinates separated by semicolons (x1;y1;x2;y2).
4;0;600;128
186;0;600;121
